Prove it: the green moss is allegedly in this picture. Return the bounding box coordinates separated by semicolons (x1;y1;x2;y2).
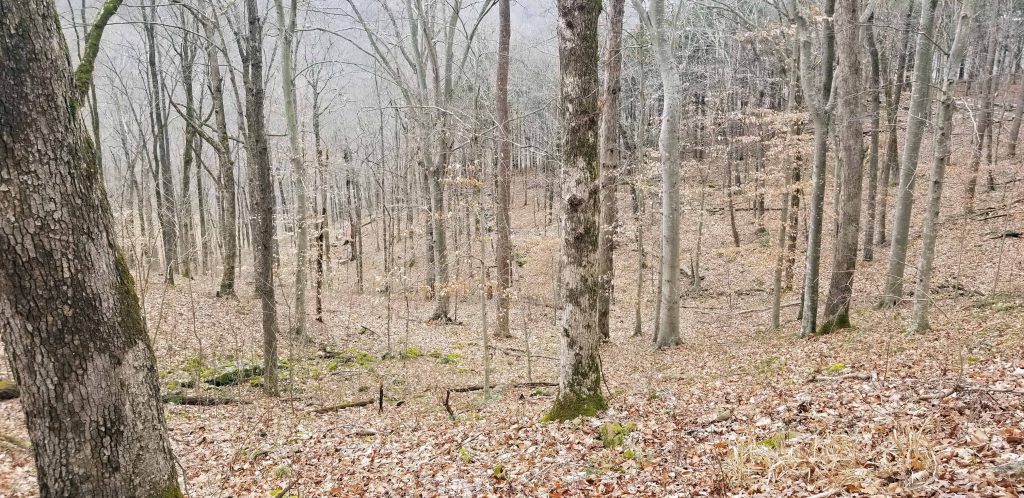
402;346;423;359
492;463;507;480
826;362;846;373
157;484;184;498
599;421;637;448
816;314;851;335
542;391;607;422
758;430;798;449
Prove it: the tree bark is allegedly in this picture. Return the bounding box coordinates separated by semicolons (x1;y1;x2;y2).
880;0;939;308
244;0;280;396
820;0;865;334
796;0;836;337
0;1;181;495
545;0;606;421
876;5;914;245
203;8;239;297
861;10;880;262
963;24;996;214
145;1;179;285
597;0;625;342
494;0;514;338
909;1;975;332
274;0;309;336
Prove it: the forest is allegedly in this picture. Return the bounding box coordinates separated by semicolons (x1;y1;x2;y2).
1;0;1023;495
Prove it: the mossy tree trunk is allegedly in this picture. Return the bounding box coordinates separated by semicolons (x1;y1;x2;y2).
546;0;606;422
0;0;181;495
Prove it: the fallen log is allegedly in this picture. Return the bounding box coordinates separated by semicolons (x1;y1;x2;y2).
313;398;375;414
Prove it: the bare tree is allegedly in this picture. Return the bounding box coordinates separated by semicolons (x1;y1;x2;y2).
634;0;684;348
909;0;976;332
880;0;939;308
494;0;514;338
597;0;626;341
243;0;280;396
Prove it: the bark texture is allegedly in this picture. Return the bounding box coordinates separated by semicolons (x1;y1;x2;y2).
909;1;975;333
0;1;181;495
820;0;864;333
596;0;626;341
546;0;606;421
494;0;513;338
244;0;280;396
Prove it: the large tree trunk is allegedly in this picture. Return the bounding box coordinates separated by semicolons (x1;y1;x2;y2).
545;0;606;421
596;0;625;342
244;0;280;396
203;9;239;298
880;0;939;308
274;0;309;336
494;0;514;338
820;0;865;333
0;1;181;495
909;2;975;333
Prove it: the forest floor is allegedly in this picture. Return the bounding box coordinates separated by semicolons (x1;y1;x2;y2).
3;123;1024;496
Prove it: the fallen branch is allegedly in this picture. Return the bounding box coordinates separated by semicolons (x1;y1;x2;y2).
919;384;960;401
809;372;873;382
443;382;558;419
313;398;375;413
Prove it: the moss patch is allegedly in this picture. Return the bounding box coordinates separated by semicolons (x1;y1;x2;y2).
542;391;607;421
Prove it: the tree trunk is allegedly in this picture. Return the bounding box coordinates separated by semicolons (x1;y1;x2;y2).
545;0;606;421
0;1;181;495
820;0;865;334
494;0;513;338
640;0;684;348
861;11;880;262
880;0;939;308
596;0;625;341
244;0;280;396
1007;78;1024;157
204;10;238;298
274;0;309;336
876;5;914;244
797;0;836;337
963;26;996;214
145;2;179;285
909;2;975;333
179;25;198;279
